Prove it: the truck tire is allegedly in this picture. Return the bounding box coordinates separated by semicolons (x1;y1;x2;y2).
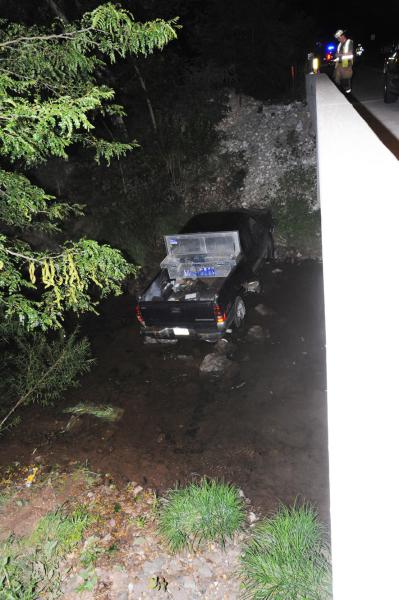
234;296;246;328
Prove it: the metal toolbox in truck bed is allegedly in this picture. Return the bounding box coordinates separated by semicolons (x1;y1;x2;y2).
160;231;241;280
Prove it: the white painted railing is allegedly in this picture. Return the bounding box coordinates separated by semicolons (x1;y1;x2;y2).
306;73;399;600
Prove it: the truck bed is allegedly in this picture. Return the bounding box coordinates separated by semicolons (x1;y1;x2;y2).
140;270;226;303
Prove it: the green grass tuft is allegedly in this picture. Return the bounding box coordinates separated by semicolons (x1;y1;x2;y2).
0;505;93;598
64;402;123;422
240;503;332;600
29;505;93;553
157;478;245;553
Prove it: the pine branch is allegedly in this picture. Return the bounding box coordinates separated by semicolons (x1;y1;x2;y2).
0;329;93;430
0;28;92;49
0;340;68;431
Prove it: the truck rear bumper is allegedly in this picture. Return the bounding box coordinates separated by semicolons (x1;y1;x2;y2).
141;325;226;342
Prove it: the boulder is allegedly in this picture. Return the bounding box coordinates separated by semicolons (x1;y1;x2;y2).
246;325;266;342
214;338;237;358
199;353;236;378
254;303;276;317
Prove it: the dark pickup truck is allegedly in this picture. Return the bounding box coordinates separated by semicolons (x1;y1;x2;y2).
135;209;274;342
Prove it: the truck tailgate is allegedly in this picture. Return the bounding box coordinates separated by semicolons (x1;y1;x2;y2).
139;300;216;328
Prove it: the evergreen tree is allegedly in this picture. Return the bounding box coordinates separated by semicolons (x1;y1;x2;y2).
0;2;178;330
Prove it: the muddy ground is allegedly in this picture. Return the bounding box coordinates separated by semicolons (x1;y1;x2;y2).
0;260;330;525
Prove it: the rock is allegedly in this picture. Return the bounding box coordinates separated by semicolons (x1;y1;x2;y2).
132;536;146;546
199;353;235;377
215;338;237;357
168;558;184;572
254;303;276;317
248;511;258;524
198;565;213;578
167;588;193;600
243;280;260;293
215;338;229;354
247;325;266;342
143;336;159;345
132;485;143;497
142;557;166;575
180;575;197;590
127;580;148;596
109;570;129;597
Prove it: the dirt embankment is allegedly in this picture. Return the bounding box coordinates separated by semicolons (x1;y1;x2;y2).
184;92;321;259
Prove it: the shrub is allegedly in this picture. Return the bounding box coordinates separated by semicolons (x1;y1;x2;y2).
0;327;93;432
240;503;332;600
158;478;245;552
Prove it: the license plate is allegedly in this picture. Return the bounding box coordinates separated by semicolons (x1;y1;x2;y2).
173;327;190;336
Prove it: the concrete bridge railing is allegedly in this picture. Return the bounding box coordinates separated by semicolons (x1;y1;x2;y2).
306;73;399;600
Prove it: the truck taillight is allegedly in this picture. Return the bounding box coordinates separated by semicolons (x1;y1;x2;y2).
213;304;226;324
135;304;145;326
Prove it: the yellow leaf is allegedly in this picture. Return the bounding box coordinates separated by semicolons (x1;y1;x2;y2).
29;262;36;284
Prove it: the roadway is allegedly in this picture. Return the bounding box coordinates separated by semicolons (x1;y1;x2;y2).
320;61;399;158
346;63;399;158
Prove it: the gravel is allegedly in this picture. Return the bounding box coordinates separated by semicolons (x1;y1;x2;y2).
187;90;317;215
60;484;252;600
218;91;317;211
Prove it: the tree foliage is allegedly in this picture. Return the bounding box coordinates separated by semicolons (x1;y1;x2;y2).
0;2;178;329
0;326;93;432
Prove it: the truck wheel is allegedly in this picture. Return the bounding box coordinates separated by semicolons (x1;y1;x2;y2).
234;296;246;328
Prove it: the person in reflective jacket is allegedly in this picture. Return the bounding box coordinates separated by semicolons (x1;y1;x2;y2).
333;29;354;93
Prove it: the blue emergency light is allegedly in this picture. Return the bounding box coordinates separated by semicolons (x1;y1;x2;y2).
327;43;336;51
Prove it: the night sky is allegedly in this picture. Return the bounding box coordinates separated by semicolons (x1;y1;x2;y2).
0;0;396;98
301;0;398;45
0;0;396;51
